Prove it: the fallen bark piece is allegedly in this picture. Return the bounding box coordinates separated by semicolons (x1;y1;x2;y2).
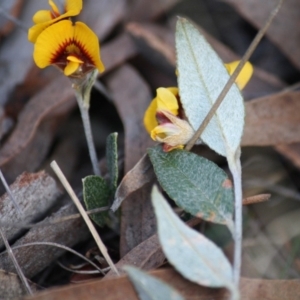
0;171;60;249
0;201;90;279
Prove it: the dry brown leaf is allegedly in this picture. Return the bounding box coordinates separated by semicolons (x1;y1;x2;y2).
100;33;138;75
105;234;164;279
224;0;300;70
107;64;156;256
126;0;180;22
111;154;155;212
275;143;300;169
0;201;89;278
243;91;300;146
0;269;39;300
0;171;60;249
105;218;201;279
0;75;75;183
23;268;300;300
80;0;127;40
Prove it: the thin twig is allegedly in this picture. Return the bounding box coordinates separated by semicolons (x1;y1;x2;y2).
0;169;22;216
0;228;33;295
9;242;105;275
185;0;285;151
242;193;271;205
57;261;110;275
50;161;119;275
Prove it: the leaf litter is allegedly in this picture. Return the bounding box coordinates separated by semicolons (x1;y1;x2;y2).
0;0;299;299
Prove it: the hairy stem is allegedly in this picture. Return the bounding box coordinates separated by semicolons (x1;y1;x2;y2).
228;150;243;286
72;69;101;176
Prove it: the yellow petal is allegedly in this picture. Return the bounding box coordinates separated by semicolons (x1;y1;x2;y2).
64;61;80;76
28;22;51;43
156;87;179;115
225;60;253;90
66;0;83;13
49;0;60;15
73;22;105;73
33;20;74;68
143;98;158;134
32;10;52;24
143;87;179;134
67;55;84;63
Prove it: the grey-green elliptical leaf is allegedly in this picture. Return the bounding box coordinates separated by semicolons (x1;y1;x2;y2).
151;186;236;296
124;266;184;300
176;18;245;157
148;146;234;231
83;175;111;227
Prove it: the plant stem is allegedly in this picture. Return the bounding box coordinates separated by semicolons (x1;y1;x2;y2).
228;150;243;286
72;69;101;176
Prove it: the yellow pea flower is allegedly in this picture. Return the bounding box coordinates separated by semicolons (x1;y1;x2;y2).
144;87;179;134
28;0;82;43
144;61;253;152
33;20;105;77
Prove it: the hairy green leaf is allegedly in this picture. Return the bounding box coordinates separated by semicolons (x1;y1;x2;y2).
124;266;184;300
148;146;234;230
176;18;245;157
83;175;111;227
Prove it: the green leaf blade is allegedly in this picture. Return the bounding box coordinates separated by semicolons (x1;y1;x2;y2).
176;18;245;157
151;186;234;291
148;146;234;228
106;132;118;194
83;175;111;227
124;266;184;300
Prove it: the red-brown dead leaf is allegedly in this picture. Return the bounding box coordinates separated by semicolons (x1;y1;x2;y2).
126;0;180;22
276;143;300;169
111;154;155;212
243;91;300;146
126;21;286;99
224;0;300;70
23;268;300;300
